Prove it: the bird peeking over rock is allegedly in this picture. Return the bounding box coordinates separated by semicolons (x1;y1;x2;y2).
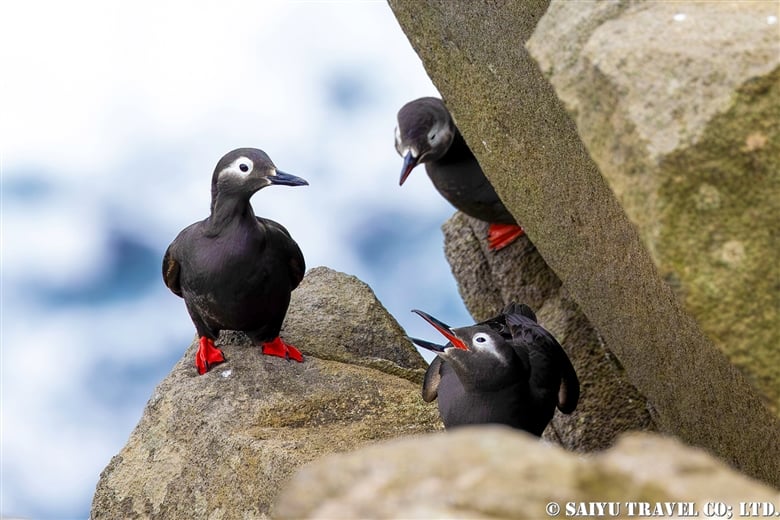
163;148;308;375
395;97;525;251
409;303;579;435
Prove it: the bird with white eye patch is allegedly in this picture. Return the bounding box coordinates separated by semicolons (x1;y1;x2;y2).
408;302;579;435
394;96;525;251
163;147;308;375
469;331;507;359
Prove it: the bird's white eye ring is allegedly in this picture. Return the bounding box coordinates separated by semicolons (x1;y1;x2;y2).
474;333;489;344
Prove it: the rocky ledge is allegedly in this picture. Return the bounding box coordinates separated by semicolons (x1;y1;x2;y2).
90;267;441;519
275;428;780;519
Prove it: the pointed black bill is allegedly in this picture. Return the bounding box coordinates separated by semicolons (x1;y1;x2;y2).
411;309;468;350
270;170;309;187
407;336;448;353
399;151;419;186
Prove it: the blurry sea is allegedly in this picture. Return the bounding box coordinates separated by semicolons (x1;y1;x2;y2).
1;2;472;518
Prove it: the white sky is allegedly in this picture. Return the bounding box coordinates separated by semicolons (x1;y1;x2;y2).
1;2;474;517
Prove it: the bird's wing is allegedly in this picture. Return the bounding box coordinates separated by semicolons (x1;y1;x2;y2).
422;356;444;402
162;243;183;297
257;217;306;289
506;312;580;414
473;302;536;339
556;352;580;414
162;223;202;298
503;302;537;322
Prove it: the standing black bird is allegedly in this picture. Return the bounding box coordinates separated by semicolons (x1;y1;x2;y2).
163;148;308;375
409;303;579;435
395;97;524;251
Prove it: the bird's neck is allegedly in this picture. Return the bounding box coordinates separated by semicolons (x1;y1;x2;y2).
439;129;474;164
206;192;255;236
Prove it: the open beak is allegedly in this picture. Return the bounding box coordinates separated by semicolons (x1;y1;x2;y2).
399;151;419;186
269;170;309;187
411;309;468;350
407;336;447;353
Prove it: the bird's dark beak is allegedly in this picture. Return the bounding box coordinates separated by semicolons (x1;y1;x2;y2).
407;336;447;353
399;151;418;186
269;170;309;187
411;309;469;350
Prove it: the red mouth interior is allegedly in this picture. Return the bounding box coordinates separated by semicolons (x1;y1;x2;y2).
412;310;468;350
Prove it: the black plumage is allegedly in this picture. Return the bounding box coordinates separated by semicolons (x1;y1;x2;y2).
409;303;579;435
395;97;524;250
163;148;307;374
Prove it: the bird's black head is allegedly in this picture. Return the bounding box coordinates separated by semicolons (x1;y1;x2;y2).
409;309;521;391
409;310;517;364
395;97;455;185
211;148;308;202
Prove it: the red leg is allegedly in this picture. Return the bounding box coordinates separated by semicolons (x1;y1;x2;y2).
195;336;226;375
488;223;524;251
262;336;304;362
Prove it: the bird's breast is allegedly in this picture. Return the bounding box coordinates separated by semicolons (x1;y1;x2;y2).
425;161;515;224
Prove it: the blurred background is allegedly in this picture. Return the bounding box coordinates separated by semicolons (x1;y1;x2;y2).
0;1;474;518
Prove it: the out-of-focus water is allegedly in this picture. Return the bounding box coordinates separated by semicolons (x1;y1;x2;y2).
1;2;473;518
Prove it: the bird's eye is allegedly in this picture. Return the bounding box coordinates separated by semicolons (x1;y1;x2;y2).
473;333;489;344
428;132;437;142
239;162;250;173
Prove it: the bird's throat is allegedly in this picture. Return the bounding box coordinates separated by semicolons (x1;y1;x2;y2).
207;195;255;236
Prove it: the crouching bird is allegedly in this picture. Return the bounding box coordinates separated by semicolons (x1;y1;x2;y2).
163;148;307;375
395;97;524;251
409;303;579;435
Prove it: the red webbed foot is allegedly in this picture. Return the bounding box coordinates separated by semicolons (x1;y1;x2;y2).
195;336;226;375
488;223;524;251
262;336;304;362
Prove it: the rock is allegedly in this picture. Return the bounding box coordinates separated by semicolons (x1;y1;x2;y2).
443;212;656;451
282;266;427;384
274;427;780;519
90;267;441;519
527;0;780;416
388;0;780;486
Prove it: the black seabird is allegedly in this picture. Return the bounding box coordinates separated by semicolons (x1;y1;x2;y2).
163;148;307;375
395;97;524;251
409;303;579;435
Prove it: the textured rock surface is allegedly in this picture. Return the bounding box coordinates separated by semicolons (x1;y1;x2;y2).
527;0;780;414
443;212;656;451
388;0;780;486
282;267;427;383
275;427;780;519
90;267;441;519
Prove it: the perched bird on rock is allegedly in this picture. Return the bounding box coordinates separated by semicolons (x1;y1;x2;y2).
163;148;307;375
395;97;524;251
409;303;579;435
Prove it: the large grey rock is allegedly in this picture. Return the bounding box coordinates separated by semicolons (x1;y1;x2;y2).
388;0;780;486
527;0;780;415
90;267;441;519
443;212;656;451
282;266;427;383
275;427;780;519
